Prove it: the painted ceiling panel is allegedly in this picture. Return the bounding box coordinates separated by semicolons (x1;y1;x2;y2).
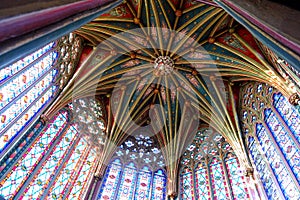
70;1;298;193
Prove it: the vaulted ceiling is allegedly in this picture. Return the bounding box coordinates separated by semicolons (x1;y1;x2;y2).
45;0;298;195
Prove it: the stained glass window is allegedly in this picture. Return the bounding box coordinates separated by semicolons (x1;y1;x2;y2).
151;169;167;200
0;33;82;154
180;167;194;199
0;108;98;199
134;166;152;200
68;149;97;199
97;135;167;200
240;82;300;199
98;159;123;200
22;123;79;199
116;162;138;199
195;162;209;200
180;128;250;200
72;97;106;147
210;157;229;199
0;42;59;152
0;110;69;199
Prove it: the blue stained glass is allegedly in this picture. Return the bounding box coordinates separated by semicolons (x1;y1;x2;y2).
225;155;249;199
256;124;300;199
273;93;300;143
117;162;138;200
151;169;167;200
180;129;250;200
0;42;55;82
264;109;300;184
249;140;281;199
69;148;97;199
210;157;228;200
98;159;122;200
98;159;166;200
0;42;59;152
242;83;300;200
49;138;87;199
180;167;194;200
195;162;209;200
22;124;78;199
134;166;152;200
0;111;68;199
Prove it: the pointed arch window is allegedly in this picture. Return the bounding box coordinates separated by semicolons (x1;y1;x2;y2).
0;108;97;199
240;82;300;199
0;42;58;152
179;128;250;200
0;33;82;153
97;134;167;200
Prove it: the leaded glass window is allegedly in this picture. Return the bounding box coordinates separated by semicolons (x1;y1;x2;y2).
0;110;69;199
240;82;300;199
97;134;167;200
0;107;98;199
0;42;58;152
180;128;250;200
0;33;82;153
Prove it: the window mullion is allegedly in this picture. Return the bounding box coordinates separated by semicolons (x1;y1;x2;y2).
148;171;154;200
262;121;300;189
0;65;56;116
206;157;213;200
0;48;56;88
253;127;289;199
220;152;234;200
80;153;99;199
60;141;91;199
13;124;71;199
112;163;125;200
190;163;197;200
0;82;55;136
132;167;141;200
0;119;43;181
271;106;300;150
40;136;83;199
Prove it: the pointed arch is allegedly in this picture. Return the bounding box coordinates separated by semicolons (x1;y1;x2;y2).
97;134;167;200
179;128;250;200
240;82;300;199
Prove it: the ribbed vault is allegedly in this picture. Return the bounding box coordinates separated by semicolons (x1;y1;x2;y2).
43;0;299;197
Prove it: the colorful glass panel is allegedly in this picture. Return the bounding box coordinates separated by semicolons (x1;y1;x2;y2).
210;157;228;200
195;162;209;200
134;166;152;200
273;93;300;143
98;159;123;200
116;162;138;200
22;124;78;199
0;42;59;152
180;129;250;200
0;111;68;199
248;138;281;199
241;82;300;199
151;169;167;200
255;123;300;199
49;138;87;199
264;109;300;184
225;154;249;199
180;167;194;200
68;148;97;199
0;43;55;82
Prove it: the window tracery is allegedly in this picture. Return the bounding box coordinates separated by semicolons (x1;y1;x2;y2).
97;134;167;200
71;97;106;149
0;33;82;154
240;82;300;199
0;108;97;199
180;128;250;200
